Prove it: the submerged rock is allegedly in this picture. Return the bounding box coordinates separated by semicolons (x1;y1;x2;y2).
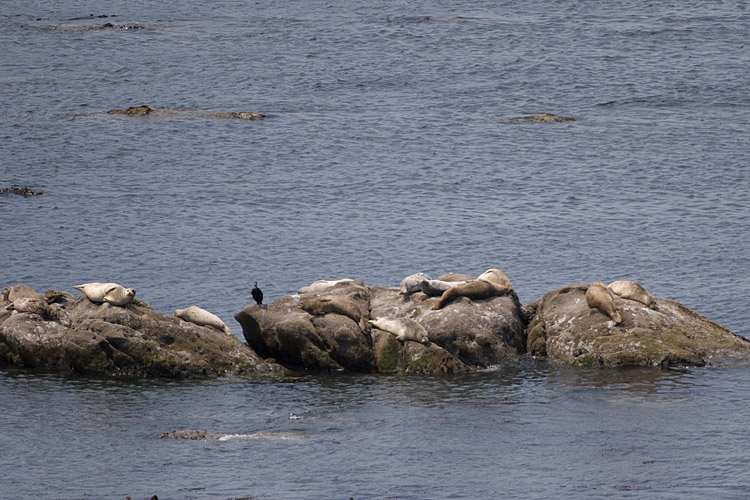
103;106;267;120
497;113;576;124
0;284;283;378
0;187;42;197
160;430;222;441
107;105;152;115
525;284;750;367
30;22;145;31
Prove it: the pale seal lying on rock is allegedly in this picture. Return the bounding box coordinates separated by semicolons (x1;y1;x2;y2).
298;279;355;294
73;282;135;306
300;296;367;331
608;280;657;309
369;317;429;345
477;268;512;288
418;279;472;297
436;272;475;282
585;282;623;324
433;279;512;310
174;306;232;335
399;273;431;295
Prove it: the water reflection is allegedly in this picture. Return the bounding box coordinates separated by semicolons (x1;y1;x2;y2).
541;363;702;394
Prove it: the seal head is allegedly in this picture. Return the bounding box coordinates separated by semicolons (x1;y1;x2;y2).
607;280;657;309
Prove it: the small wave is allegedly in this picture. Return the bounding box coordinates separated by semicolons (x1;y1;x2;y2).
385;15;476;25
217;431;308;441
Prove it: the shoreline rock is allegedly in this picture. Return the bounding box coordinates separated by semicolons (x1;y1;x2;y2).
0;284;283;378
525;284;750;367
236;275;528;374
3;276;748;377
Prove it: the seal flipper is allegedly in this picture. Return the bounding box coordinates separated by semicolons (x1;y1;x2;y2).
101;285;120;304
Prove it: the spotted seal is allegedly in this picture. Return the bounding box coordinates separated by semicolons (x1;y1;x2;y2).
607;280;657;309
418;279;472;297
399;273;431;295
585;282;623;324
298;279;355;294
174;306;232;335
300;296;366;331
477;268;512;288
433;279;512;310
8;297;55;320
368;317;429;345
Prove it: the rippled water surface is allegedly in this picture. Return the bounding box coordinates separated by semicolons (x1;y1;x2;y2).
2;0;750;498
3;365;750;499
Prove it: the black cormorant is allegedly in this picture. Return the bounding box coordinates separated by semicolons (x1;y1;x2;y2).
251;281;263;305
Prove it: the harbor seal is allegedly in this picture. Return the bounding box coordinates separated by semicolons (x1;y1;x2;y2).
418;279;472;297
399;273;431;295
300;296;366;331
433;279;512;310
73;282;135;306
436;272;475;282
477;268;512;288
174;306;232;335
607;280;657;309
585;282;623;324
8;297;55;320
298;279;355;294
368;317;429;345
4;284;45;302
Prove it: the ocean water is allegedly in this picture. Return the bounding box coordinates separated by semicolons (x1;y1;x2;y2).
1;0;749;498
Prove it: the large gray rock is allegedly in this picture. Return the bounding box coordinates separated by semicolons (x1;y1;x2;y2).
0;285;282;378
370;286;526;368
235;280;374;372
236;276;527;374
525;284;750;367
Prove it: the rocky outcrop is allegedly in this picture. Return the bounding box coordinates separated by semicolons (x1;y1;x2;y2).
104;106;266;120
0;284;282;378
5;277;747;377
235;280;374;372
525;284;750;367
235;275;528;374
370;286;525;370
